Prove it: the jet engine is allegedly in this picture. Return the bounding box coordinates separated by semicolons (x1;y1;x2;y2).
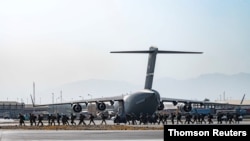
157;101;164;110
72;103;82;113
172;101;178;106
179;103;192;112
97;102;106;111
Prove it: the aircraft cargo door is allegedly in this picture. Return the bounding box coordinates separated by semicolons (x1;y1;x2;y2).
117;101;125;117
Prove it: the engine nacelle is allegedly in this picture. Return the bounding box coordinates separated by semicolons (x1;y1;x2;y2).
180;103;192;112
172;101;178;106
97;102;106;111
72;104;82;113
157;101;164;111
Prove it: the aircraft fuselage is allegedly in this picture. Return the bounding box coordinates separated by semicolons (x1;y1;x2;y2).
117;89;161;119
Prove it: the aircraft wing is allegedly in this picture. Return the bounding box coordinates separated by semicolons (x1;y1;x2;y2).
73;95;124;104
161;93;247;107
31;95;124;107
160;97;242;106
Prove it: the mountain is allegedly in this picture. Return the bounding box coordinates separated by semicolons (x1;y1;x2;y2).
154;72;250;101
40;73;250;103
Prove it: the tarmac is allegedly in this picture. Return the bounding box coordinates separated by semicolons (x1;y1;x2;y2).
0;130;163;141
0;119;163;140
0;119;250;140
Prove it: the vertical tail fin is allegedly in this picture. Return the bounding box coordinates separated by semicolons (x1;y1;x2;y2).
111;46;203;90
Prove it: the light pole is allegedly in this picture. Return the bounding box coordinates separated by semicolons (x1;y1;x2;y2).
52;93;54;113
56;97;60;113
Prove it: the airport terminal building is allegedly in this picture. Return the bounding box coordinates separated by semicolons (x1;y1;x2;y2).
0;101;25;118
0;101;84;119
0;101;49;119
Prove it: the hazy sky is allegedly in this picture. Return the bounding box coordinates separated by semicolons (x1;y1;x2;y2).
0;0;249;103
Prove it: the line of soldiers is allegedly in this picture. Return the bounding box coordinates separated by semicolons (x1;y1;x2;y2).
18;111;243;126
216;112;243;124
18;113;44;126
124;112;243;125
18;112;107;126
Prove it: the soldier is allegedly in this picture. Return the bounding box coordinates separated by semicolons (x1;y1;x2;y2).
29;113;34;126
114;113;120;125
125;114;132;125
50;114;56;126
56;113;61;125
152;113;158;124
145;113;151;124
170;113;176;124
32;114;37;126
200;113;206;124
78;113;86;125
184;113;193;124
88;113;96;125
139;113;145;125
207;113;213;124
217;112;223;124
227;113;234;124
37;114;44;126
70;113;77;125
100;112;107;125
131;113;137;125
62;114;69;125
18;113;25;126
158;113;163;125
192;113;198;124
163;113;169;125
47;114;51;126
234;113;242;124
176;112;183;124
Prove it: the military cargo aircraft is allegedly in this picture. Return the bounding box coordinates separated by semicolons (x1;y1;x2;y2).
32;46;234;123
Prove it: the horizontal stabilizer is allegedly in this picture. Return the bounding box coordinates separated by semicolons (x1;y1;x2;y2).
111;50;203;54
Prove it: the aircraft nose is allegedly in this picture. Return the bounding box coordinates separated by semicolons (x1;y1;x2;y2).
156;94;160;103
147;92;160;103
149;93;162;110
